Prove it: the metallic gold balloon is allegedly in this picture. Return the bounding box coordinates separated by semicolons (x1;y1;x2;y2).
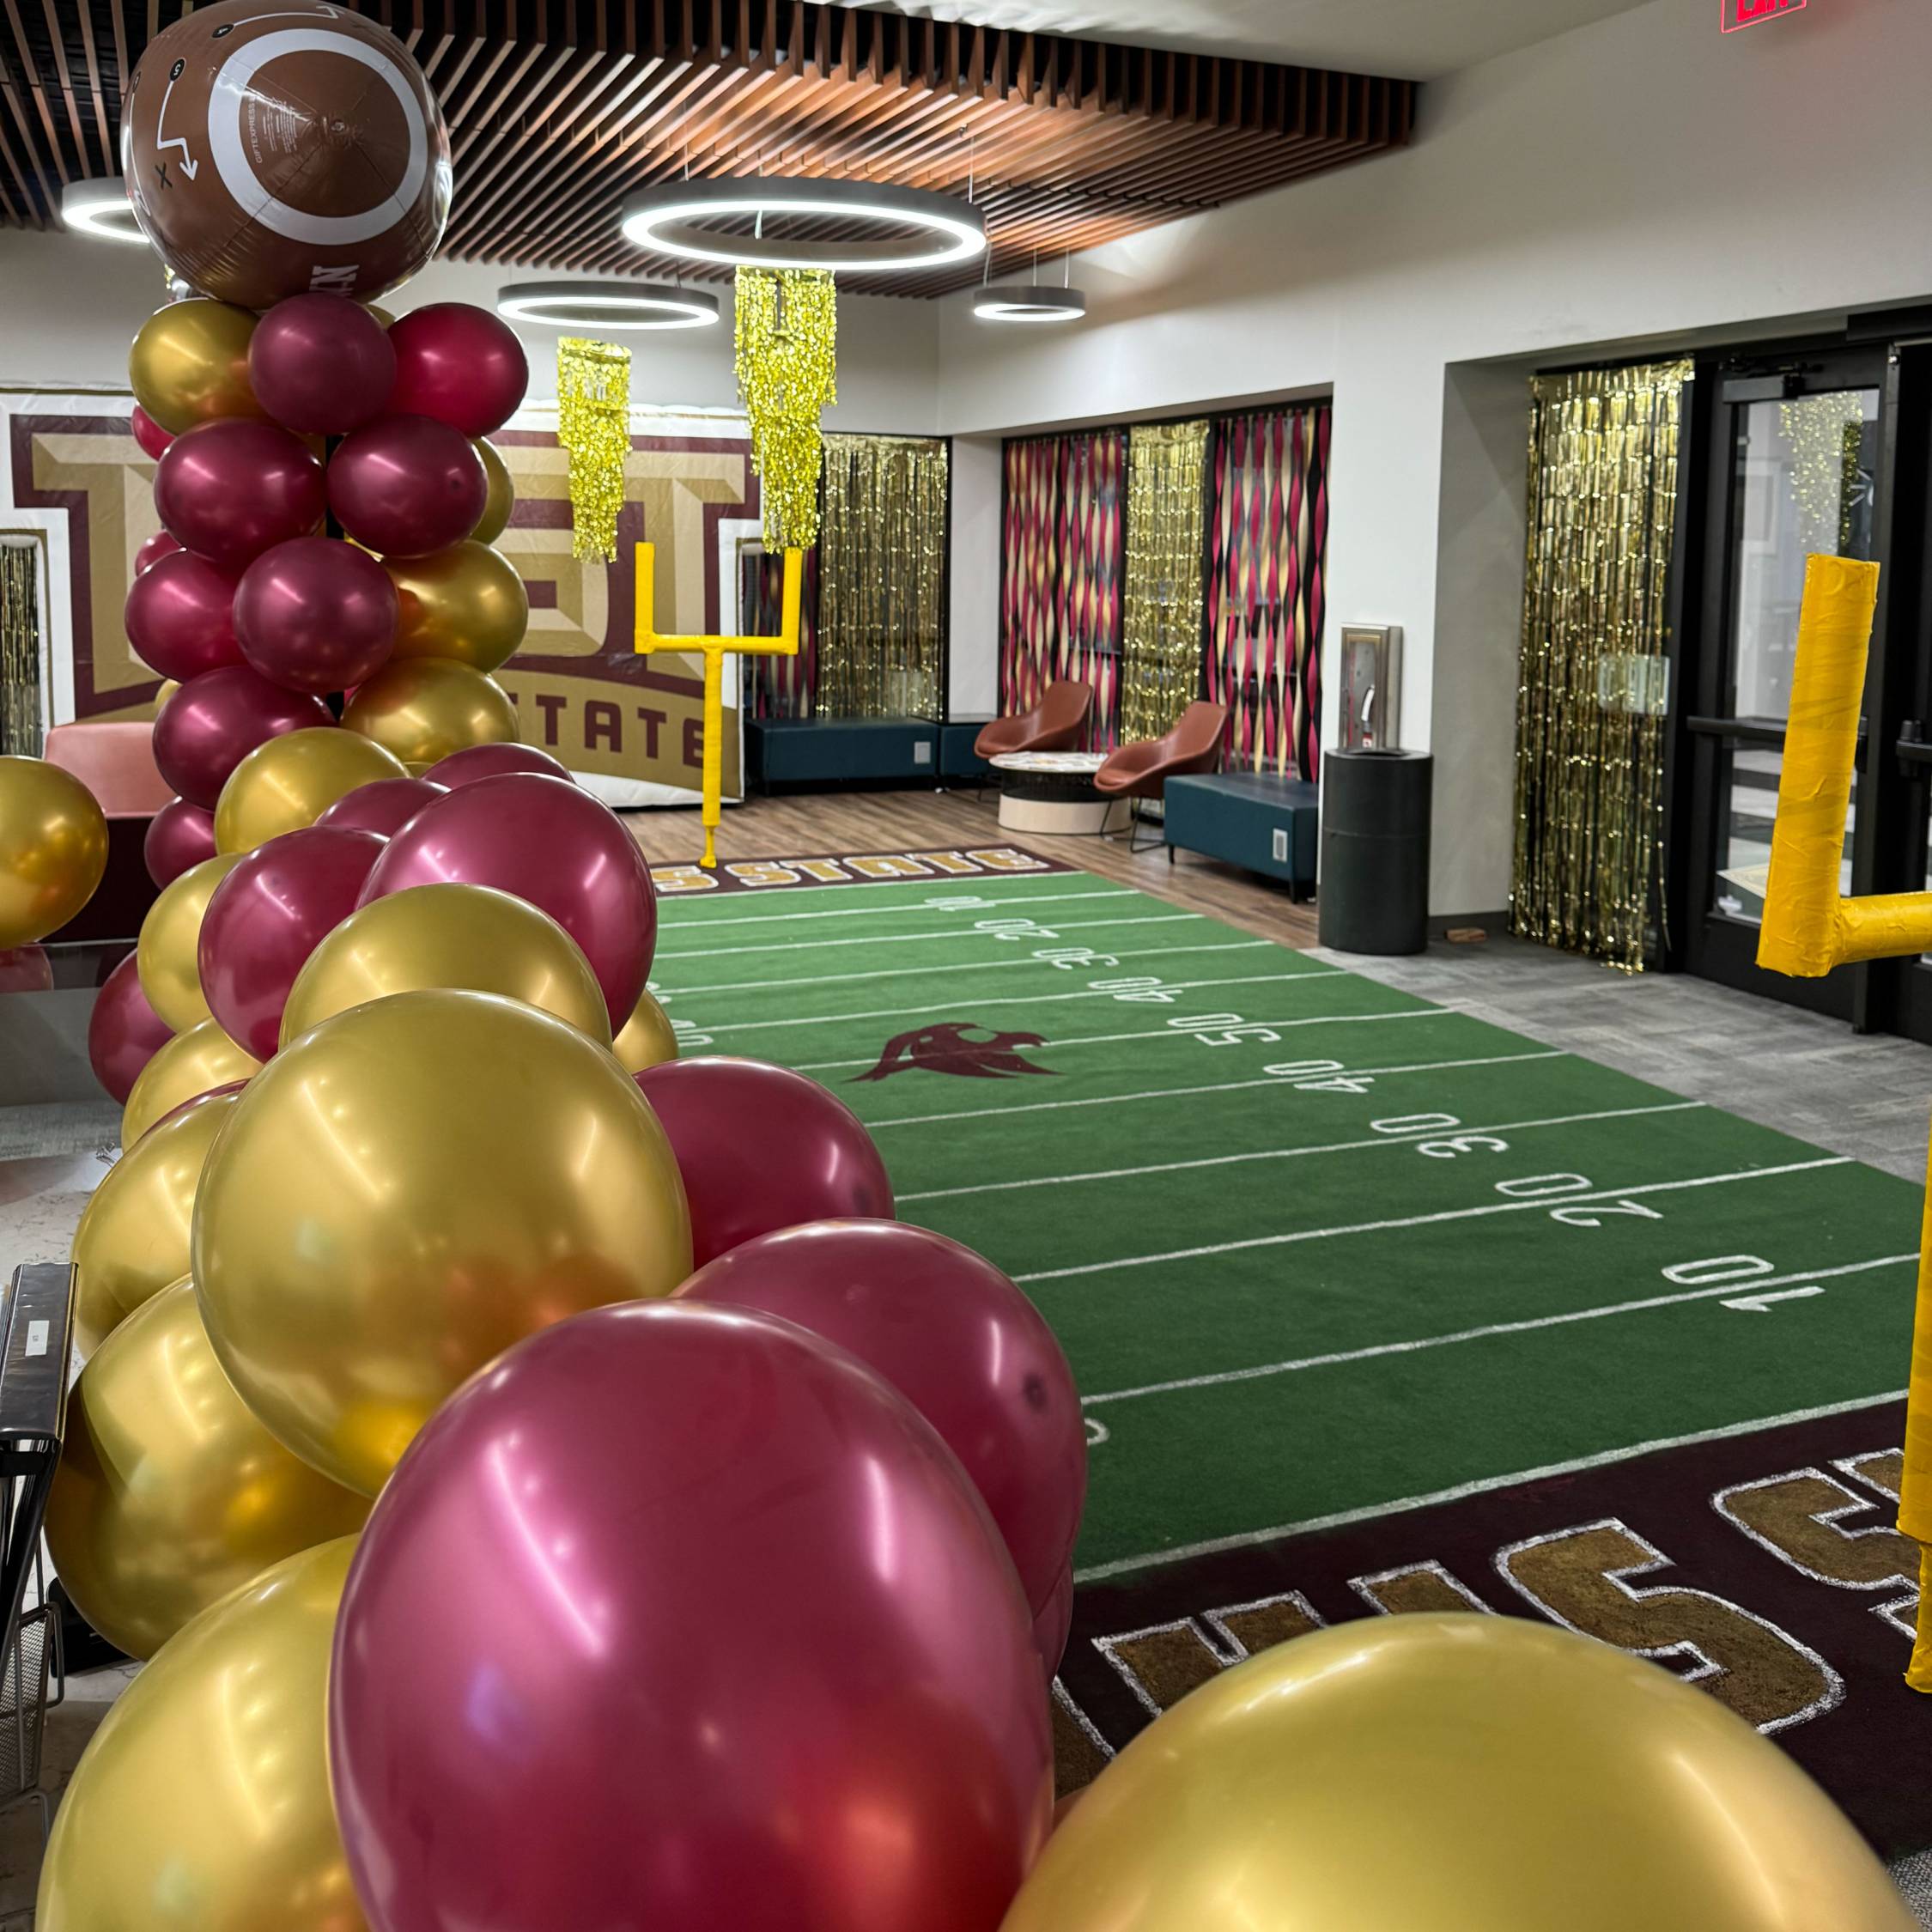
156;677;180;709
471;436;514;544
1000;1616;1912;1932
47;1281;370;1660
194;989;691;1493
35;1536;364;1932
72;1085;240;1355
342;657;519;769
214;727;408;854
611;984;678;1072
279;882;611;1049
122;1021;258;1148
384;540;528;673
0;756;108;948
137;849;245;1031
127;298;261;435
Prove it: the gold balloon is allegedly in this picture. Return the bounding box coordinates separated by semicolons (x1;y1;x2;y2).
343;656;519;768
0;756;107;948
611;984;678;1072
47;1281;370;1660
35;1537;364;1932
122;1021;258;1148
214;726;408;854
385;540;529;673
195;989;691;1494
127;298;260;435
1001;1616;1911;1932
279;882;611;1050
72;1085;240;1355
471;436;514;544
155;677;180;710
137;849;245;1031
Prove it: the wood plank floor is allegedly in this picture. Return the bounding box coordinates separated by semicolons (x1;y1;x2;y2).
623;788;1321;949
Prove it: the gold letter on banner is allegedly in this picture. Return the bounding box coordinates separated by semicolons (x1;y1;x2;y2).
1757;550;1932;1688
633;542;801;870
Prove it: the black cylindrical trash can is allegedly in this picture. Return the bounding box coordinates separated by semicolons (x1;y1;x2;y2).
1318;749;1432;955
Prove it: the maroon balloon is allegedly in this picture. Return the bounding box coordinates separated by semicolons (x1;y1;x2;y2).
1032;1567;1073;1687
130;404;173;461
0;945;52;996
679;1219;1083;1613
327;414;487;558
425;742;574;788
360;774;655;1024
248;293;397;436
331;1301;1051;1932
144;795;218;887
386;302;529;436
124;550;241;683
637;1058;894;1267
154;419;327;573
198;827;385;1059
234;538;398;696
134;529;182;575
86;951;173;1103
152;667;334;809
313;775;447;839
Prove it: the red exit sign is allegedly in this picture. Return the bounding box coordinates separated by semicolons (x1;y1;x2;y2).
1722;0;1806;29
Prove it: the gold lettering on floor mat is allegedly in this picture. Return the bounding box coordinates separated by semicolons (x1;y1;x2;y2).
1715;1469;1917;1590
1838;1448;1905;1502
1350;1562;1492;1616
1497;1518;1842;1732
1206;1590;1324;1656
1096;1620;1229;1715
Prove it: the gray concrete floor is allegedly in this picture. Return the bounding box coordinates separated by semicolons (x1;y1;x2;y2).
1314;933;1932;1185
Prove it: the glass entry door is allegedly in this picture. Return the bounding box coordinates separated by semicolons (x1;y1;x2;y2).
1680;349;1886;1017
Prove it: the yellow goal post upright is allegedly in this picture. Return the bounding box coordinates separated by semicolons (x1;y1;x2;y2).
632;542;804;870
1756;551;1932;1686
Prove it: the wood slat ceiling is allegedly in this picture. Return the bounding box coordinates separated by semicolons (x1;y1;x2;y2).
0;2;1416;298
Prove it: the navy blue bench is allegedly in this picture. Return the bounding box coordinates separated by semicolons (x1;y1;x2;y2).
1163;771;1320;900
939;720;995;781
745;717;939;792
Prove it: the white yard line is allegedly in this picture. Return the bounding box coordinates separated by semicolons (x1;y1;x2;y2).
1082;1253;1916;1406
1071;1387;1910;1583
683;939;1277;1000
693;970;1373;1036
793;1032;1559;1076
656;885;1135;936
1015;1157;1855;1283
896;1100;1702;1200
654;910;1208;963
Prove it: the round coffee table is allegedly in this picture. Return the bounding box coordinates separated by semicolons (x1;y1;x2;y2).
990;751;1129;835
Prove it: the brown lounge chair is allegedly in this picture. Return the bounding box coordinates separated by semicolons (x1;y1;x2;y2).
1094;701;1229;852
974;679;1094;760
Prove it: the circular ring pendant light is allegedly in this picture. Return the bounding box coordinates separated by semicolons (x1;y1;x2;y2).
621;178;986;274
497;279;720;331
974;285;1086;324
62;177;146;243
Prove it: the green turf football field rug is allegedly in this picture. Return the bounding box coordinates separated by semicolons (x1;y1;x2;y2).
646;848;1929;1854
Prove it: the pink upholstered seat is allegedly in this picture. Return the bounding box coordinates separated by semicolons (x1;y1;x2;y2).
43;721;173;819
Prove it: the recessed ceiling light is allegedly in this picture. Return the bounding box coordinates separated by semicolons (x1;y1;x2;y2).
973;284;1086;324
497;279;720;331
62;176;146;244
621;178;986;274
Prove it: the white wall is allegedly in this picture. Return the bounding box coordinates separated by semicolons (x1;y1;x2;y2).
932;0;1932;911
947;435;1002;717
0;231;941;433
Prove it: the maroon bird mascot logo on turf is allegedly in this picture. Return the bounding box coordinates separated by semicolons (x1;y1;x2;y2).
855;1024;1058;1082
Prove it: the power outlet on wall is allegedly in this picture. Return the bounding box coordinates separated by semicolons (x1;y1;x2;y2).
1271;828;1289;863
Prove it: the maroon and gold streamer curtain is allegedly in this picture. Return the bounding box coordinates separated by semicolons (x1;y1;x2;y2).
999;430;1126;744
1511;359;1691;971
1205;405;1330;779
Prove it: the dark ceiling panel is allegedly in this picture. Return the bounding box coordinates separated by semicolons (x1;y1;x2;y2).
3;1;1416;296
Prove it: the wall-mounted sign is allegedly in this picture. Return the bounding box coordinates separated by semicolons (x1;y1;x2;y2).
1721;0;1805;33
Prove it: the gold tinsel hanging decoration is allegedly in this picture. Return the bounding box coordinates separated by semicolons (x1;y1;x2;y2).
556;337;631;563
735;267;837;551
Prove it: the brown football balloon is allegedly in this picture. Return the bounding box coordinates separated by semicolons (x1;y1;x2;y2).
122;0;452;313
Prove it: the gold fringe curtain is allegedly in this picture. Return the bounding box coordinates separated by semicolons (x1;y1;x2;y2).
1120;421;1209;744
0;544;39;756
1511;358;1692;971
556;337;631;564
814;434;948;720
735;267;838;551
